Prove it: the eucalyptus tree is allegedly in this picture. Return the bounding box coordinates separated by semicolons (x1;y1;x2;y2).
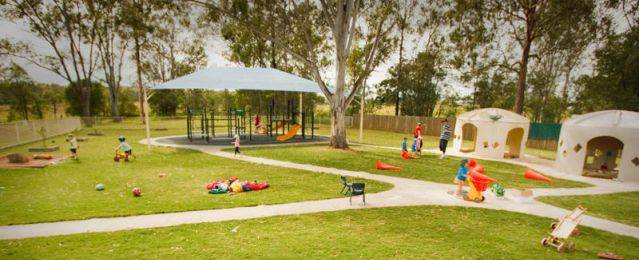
196;0;397;148
446;0;598;114
1;0;101;117
88;0;129;120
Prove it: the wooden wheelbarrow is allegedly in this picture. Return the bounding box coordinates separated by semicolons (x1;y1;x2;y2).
541;206;587;252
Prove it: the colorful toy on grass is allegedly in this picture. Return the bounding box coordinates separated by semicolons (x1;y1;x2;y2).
376;160;401;171
132;187;142;197
113;150;130;162
490;183;505;197
206;177;269;194
525;169;552;182
464;171;499;202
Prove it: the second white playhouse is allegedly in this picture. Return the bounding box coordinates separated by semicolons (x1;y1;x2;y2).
452;108;530;159
555;110;639;182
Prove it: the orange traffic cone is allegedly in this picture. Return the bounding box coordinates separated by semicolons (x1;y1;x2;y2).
401;151;414;159
470;171;498;183
524;169;552;182
376;160;401;170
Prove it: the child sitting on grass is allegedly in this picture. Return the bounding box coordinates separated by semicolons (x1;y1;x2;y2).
66;133;78;159
116;136;134;160
453;158;469;197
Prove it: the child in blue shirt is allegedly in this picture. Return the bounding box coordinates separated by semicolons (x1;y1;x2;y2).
453;158;469;197
401;137;408;152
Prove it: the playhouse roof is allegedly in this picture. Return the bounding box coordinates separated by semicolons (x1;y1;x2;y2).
457;108;529;124
151;67;322;93
563;110;639;129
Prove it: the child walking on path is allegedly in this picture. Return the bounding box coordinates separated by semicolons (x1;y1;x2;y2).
67;134;78;159
439;119;451;159
453;158;469;197
233;134;241;156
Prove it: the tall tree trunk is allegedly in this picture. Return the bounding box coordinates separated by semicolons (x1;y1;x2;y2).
329;103;348;148
134;36;146;124
81;81;92;117
110;90;119;119
395;20;406;116
515;38;532;114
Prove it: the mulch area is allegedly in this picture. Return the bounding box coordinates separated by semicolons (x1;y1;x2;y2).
0;154;68;169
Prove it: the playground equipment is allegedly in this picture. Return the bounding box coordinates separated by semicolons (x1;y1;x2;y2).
186;98;316;143
277;124;302;142
541;206;587;252
452;108;530;159
113;150;130;162
464;171;498;202
525;169;552;182
376;160;401;171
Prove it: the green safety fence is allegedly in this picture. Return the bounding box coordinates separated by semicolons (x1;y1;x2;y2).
528;122;561;140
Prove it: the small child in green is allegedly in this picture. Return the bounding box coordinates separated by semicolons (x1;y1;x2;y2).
453;158;469;197
66;133;78;159
116;136;134;159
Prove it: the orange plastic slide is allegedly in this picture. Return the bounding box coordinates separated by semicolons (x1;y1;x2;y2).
276;124;301;141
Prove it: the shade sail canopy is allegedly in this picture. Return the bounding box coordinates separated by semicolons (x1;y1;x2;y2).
151;67;322;93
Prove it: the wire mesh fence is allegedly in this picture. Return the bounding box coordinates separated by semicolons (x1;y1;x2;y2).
0;117;82;149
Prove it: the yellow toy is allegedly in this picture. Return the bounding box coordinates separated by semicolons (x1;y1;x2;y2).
463;171;498;202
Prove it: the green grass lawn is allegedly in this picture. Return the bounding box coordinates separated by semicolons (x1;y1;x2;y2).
537;192;639;227
316;124;444;148
2;206;637;259
0;119;391;225
526;147;557;160
240;145;590;189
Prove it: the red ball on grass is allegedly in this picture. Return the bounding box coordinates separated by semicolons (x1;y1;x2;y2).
132;187;142;197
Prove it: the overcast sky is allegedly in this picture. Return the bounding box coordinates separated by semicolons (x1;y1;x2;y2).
0;15;456;95
1;8;630;98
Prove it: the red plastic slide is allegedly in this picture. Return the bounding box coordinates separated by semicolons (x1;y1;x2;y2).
524;169;552;182
376;160;401;171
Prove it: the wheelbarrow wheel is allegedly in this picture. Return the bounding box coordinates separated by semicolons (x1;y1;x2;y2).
571;227;580;236
540;237;549;246
557;243;566;252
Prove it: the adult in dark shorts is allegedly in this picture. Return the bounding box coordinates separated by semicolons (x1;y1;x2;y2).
439;119;451;159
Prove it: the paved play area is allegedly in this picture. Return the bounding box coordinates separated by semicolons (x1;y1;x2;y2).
1;136;638;240
154;134;329;146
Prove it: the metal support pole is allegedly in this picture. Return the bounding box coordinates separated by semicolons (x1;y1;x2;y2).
143;87;152;150
311;112;315;139
359;79;366;143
